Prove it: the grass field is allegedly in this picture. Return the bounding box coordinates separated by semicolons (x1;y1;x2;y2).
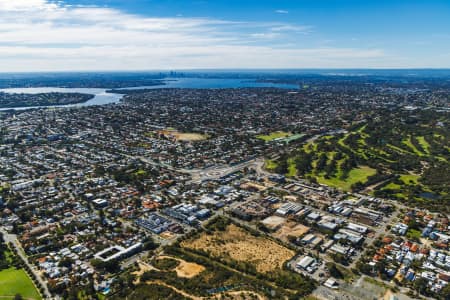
287;158;297;177
416;136;430;154
406;229;422;240
315;166;376;191
381;173;421;196
0;268;41;300
400;174;419;185
264;159;278;171
256;131;292;142
402;137;424;156
135;169;147;176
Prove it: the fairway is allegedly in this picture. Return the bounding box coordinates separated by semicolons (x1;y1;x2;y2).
316;166;376;191
287;157;297;177
402;137;424;156
416;136;430;154
0;268;41;300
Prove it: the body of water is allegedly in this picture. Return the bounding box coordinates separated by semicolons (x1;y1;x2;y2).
121;77;299;90
0;77;299;110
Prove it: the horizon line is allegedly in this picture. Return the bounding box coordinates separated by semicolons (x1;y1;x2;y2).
2;67;450;74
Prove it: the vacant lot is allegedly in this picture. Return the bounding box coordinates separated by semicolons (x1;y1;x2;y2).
158;129;208;141
0;267;41;300
176;133;208;141
181;224;294;273
261;215;286;231
274;222;310;243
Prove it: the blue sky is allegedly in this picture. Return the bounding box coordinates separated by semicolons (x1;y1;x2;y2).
0;0;449;71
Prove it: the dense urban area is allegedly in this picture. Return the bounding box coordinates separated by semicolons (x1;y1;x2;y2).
0;73;449;300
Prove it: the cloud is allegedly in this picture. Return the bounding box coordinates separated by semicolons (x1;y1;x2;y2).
0;0;58;11
0;0;389;71
275;10;289;14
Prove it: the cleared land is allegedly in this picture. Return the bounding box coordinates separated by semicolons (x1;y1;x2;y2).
261;216;286;231
157;129;209;141
181;224;294;273
158;255;206;278
274;222;310;243
130;218;316;299
0;268;41;300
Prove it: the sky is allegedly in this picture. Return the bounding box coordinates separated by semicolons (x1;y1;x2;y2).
0;0;449;71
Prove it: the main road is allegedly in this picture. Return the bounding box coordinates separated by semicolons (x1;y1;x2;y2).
130;153;266;183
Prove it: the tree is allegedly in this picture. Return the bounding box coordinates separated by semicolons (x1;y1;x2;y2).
440;283;450;300
315;153;328;173
58;257;74;269
356;261;373;275
14;294;23;300
413;277;428;296
327;263;343;279
90;258;120;273
294;151;313;176
376;260;386;277
332;253;347;265
143;238;158;250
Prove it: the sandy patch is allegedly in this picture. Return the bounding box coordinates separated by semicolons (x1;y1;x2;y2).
158;255;205;278
175;260;206;278
160;231;176;240
158;129;208;142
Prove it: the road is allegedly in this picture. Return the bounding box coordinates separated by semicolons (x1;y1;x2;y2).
348;208;400;269
129;132;331;184
189;157;266;183
129;153;265;184
1;227;53;300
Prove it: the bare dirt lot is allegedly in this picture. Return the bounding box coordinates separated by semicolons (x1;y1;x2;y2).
158;255;206;278
160;231;176;240
274;222;310;243
158;129;208;141
261;215;286;230
181;224;295;273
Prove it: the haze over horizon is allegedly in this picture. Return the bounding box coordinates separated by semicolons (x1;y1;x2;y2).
1;0;450;71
